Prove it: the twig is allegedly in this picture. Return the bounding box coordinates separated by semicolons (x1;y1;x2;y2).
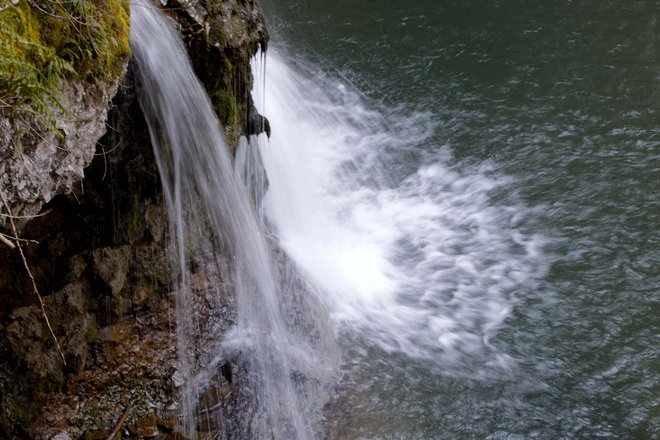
26;0;68;19
94;140;123;182
0;191;66;367
94;140;123;156
0;232;15;249
0;97;15;108
101;145;108;181
106;406;130;440
0;209;51;219
0;232;38;245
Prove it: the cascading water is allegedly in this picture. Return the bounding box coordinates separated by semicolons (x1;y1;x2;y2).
130;0;547;436
251;50;548;373
130;3;338;438
245;46;550;436
131;0;658;437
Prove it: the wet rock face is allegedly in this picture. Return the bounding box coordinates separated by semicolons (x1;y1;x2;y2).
163;0;270;146
0;81;175;435
5;281;96;381
0;0;269;438
92;246;132;297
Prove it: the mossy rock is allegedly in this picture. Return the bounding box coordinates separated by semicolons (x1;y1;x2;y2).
0;0;130;113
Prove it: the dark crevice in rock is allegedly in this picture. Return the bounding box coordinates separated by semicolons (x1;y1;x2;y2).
220;362;233;384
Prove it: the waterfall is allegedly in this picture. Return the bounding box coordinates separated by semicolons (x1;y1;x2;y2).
124;0;657;436
250;49;547;374
128;0;547;436
130;3;338;438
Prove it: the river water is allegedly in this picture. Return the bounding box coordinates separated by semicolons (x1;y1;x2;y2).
253;0;659;438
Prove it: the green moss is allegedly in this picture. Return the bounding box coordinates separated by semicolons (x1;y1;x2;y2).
57;0;131;80
0;3;72;126
85;319;98;344
127;200;140;240
46;368;65;387
11;123;26;155
0;0;131;123
134;158;159;186
209;62;240;150
147;263;163;286
214;88;237;130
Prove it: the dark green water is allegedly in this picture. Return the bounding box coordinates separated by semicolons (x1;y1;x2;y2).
260;1;659;438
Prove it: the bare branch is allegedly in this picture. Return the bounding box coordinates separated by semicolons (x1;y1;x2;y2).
0;232;15;249
0;209;51;220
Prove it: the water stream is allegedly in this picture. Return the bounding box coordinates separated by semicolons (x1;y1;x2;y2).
130;3;337;438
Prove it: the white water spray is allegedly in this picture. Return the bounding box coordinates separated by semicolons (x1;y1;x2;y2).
253;50;548;372
130;4;337;438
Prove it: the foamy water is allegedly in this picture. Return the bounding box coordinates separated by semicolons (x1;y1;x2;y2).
254;50;549;371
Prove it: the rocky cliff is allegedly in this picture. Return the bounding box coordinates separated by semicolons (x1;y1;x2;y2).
0;1;268;438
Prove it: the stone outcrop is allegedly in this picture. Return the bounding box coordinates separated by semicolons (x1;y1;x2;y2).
0;77;126;226
0;0;131;227
161;0;269;146
0;0;269;438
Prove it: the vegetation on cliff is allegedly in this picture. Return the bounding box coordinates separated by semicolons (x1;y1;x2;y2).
0;0;130;127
